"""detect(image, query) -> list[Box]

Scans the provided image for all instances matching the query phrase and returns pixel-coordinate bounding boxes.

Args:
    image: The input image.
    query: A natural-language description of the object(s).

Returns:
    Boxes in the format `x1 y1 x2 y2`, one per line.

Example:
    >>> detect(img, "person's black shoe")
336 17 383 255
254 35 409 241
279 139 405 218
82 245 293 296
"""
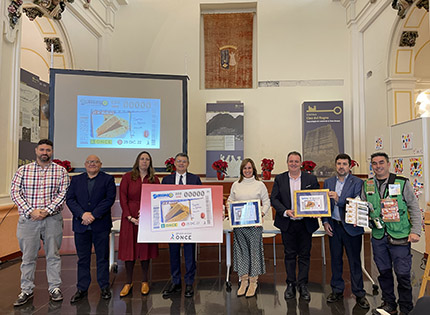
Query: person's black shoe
101 287 112 300
298 285 311 301
284 283 296 300
49 288 63 302
356 296 370 309
184 285 194 298
326 291 343 303
70 290 88 303
13 292 34 307
162 283 182 296
372 301 398 315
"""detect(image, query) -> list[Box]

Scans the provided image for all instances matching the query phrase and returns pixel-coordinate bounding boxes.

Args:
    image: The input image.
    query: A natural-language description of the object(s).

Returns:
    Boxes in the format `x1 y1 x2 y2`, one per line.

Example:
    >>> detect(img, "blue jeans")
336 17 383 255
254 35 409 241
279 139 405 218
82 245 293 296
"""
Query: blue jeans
17 214 63 293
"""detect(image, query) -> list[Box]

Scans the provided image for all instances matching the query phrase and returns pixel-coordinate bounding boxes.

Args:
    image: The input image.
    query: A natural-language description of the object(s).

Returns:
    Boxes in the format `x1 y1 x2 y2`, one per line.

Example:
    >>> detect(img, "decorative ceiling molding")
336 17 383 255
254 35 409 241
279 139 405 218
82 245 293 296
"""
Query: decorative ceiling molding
392 0 429 18
4 0 23 43
416 0 429 11
392 0 414 19
22 0 74 21
44 37 63 53
399 31 419 46
7 0 23 29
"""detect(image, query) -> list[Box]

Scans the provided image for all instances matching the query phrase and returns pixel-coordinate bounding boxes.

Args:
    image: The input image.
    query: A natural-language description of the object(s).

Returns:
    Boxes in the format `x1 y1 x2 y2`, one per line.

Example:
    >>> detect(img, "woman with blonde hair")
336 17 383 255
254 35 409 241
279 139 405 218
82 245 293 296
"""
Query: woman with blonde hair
227 158 270 297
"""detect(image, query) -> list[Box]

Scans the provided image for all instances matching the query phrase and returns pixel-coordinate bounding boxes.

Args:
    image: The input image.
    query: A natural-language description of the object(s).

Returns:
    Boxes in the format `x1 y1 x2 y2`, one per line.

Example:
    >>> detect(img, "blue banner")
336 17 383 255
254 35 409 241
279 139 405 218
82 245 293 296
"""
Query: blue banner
302 101 344 178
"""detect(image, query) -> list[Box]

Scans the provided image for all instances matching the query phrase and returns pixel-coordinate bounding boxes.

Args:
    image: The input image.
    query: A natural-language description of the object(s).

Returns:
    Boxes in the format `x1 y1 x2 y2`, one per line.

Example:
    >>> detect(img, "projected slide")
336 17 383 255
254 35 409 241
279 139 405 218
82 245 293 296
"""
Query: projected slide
77 95 160 149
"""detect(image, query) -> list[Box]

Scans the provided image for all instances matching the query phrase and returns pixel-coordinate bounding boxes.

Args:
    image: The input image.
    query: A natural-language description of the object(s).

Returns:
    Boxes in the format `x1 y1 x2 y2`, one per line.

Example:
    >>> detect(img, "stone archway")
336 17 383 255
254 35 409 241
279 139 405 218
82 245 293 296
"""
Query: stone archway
20 14 73 83
386 2 429 124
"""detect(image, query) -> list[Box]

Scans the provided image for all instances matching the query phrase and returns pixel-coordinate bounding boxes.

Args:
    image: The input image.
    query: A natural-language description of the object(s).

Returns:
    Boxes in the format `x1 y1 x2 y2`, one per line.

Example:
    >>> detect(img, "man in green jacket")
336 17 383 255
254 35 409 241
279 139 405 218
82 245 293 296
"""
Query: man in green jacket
363 152 421 315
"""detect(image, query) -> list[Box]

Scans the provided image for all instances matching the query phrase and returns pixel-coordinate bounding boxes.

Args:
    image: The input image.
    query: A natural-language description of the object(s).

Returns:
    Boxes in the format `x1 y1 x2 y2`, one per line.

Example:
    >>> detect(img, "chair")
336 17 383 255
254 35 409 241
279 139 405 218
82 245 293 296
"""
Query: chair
262 207 278 266
311 224 326 265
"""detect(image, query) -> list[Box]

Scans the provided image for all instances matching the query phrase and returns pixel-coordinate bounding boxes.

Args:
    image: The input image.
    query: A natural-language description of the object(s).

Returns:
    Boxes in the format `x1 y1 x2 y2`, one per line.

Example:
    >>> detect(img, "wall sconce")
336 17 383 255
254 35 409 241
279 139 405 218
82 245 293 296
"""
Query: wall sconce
416 89 430 117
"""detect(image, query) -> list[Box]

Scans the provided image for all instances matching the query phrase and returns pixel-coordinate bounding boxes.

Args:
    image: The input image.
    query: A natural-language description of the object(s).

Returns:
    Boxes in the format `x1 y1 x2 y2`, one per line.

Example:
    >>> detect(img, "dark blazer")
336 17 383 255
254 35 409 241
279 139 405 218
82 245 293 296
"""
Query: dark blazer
322 174 364 237
66 171 116 233
162 172 202 185
161 171 202 284
271 171 320 234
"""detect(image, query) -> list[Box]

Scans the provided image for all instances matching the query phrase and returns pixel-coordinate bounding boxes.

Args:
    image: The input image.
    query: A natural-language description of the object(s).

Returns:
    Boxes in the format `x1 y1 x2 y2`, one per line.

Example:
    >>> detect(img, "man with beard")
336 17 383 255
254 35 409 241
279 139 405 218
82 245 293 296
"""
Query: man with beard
322 154 369 309
10 139 70 306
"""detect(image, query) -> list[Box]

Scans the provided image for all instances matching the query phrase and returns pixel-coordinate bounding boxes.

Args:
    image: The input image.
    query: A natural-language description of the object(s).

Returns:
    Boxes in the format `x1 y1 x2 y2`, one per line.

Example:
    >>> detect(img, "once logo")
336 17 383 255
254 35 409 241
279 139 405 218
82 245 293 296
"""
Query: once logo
175 234 191 241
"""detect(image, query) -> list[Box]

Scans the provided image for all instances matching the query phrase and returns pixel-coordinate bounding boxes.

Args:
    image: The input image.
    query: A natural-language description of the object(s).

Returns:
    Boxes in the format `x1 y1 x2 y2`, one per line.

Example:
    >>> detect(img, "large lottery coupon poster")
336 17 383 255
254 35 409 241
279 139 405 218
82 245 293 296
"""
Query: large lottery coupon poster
138 184 224 243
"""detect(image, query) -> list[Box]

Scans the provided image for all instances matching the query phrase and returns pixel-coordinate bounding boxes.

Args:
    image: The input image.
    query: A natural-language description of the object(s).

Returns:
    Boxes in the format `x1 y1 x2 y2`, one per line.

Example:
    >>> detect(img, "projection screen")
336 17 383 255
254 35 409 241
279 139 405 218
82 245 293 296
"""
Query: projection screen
49 69 188 172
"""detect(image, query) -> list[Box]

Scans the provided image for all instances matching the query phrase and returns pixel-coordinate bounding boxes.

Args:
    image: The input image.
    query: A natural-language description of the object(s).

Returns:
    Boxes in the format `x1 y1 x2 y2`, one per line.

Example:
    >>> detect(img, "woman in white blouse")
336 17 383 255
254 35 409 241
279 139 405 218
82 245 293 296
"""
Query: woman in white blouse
227 158 270 298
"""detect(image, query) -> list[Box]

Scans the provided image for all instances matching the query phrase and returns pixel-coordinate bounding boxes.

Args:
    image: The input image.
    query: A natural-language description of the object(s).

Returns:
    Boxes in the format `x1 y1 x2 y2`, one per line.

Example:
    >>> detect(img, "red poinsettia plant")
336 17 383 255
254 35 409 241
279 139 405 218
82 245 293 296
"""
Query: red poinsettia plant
351 160 359 168
165 157 176 173
53 159 74 173
261 158 274 171
212 159 228 174
301 160 316 173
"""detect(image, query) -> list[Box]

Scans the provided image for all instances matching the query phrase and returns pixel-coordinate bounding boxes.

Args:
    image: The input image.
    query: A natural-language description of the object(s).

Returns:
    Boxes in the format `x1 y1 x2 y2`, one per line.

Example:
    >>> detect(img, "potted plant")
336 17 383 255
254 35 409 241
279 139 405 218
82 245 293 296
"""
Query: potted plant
261 158 274 180
212 159 228 180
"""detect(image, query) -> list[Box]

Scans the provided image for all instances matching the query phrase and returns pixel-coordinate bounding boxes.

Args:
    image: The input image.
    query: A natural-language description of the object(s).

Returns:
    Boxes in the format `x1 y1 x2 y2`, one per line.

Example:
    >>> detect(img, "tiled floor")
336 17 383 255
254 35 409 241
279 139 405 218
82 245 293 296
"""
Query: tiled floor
0 238 426 314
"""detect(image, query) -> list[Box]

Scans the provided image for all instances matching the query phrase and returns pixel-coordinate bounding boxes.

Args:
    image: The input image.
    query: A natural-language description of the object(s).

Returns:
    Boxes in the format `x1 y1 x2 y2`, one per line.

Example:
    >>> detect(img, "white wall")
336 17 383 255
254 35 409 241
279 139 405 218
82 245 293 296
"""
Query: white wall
363 5 398 156
108 0 350 174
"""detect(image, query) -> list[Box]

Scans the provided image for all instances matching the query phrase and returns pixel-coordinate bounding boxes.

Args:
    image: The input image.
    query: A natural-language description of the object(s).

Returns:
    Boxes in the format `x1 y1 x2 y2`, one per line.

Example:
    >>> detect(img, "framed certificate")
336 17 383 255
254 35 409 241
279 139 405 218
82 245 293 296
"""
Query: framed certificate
294 189 331 217
228 200 262 228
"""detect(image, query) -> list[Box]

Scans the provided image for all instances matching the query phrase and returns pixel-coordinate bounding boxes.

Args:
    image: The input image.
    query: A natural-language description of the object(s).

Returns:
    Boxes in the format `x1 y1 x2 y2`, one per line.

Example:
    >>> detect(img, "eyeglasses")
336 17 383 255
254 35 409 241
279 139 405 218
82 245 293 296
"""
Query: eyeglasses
85 160 100 165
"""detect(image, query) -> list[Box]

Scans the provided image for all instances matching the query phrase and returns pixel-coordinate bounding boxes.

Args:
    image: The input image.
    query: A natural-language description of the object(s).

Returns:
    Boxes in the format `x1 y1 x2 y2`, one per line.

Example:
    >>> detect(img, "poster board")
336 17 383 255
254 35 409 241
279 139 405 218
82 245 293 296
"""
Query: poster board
137 184 224 243
390 118 429 253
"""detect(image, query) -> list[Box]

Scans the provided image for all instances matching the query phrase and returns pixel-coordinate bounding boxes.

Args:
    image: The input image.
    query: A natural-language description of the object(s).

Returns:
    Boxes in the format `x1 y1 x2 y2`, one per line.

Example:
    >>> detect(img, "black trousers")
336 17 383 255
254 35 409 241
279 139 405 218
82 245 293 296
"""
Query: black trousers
74 229 110 291
169 243 196 285
328 221 365 297
281 220 312 286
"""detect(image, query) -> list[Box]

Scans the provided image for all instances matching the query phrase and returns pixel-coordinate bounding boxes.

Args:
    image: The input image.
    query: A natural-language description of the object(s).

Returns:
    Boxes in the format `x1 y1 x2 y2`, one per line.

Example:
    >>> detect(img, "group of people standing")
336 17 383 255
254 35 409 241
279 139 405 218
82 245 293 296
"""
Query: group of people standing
10 139 422 315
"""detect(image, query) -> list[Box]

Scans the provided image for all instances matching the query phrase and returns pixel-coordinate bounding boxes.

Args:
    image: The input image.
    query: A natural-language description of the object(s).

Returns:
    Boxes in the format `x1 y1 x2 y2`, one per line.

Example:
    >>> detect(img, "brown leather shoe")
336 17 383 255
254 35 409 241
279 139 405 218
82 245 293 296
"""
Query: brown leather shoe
120 284 133 297
141 282 150 295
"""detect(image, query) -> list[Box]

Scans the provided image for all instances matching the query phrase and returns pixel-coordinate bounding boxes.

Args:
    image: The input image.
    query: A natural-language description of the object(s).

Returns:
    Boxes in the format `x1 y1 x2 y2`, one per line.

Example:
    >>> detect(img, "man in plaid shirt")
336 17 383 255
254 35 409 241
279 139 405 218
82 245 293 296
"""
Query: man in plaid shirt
10 139 70 307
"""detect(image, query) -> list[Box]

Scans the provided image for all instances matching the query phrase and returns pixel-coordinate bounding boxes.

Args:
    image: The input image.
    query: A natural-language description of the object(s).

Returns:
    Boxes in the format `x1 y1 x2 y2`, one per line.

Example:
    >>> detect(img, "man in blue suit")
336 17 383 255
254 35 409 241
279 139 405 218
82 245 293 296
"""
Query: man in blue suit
161 153 202 298
322 153 369 309
66 155 116 303
271 151 320 302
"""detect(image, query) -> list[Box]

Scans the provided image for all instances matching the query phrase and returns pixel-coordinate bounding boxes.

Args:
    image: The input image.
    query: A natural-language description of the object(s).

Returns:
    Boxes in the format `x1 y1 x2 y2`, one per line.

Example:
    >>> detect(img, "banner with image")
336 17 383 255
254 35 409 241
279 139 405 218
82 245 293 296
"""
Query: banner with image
302 101 344 177
206 102 244 178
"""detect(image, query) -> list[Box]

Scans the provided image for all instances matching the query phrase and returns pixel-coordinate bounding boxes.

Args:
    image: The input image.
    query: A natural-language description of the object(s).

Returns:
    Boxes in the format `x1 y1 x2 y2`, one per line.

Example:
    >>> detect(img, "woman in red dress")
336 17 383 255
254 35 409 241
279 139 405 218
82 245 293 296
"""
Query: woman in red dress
118 151 159 296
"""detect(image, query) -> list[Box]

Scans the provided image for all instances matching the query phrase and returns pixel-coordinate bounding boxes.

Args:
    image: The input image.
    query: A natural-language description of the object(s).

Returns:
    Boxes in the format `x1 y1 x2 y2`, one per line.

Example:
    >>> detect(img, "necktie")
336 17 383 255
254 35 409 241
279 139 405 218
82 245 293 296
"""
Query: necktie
179 175 184 185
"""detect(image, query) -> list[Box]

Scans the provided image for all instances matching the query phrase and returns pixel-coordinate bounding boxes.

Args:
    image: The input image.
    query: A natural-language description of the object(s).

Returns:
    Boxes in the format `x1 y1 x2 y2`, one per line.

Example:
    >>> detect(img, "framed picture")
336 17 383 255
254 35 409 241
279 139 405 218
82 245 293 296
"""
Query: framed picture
294 189 331 217
228 200 262 228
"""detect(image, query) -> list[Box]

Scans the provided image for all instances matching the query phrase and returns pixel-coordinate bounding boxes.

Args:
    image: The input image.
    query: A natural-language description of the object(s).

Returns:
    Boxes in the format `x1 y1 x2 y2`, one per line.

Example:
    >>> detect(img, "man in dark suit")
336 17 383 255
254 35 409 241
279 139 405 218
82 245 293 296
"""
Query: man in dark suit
271 151 319 301
66 155 116 303
322 154 369 309
161 153 202 298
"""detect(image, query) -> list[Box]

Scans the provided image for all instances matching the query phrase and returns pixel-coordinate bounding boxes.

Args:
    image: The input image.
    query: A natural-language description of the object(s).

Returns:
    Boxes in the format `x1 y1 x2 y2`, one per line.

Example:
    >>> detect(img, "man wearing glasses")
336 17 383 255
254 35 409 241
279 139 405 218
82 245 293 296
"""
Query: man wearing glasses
66 155 116 302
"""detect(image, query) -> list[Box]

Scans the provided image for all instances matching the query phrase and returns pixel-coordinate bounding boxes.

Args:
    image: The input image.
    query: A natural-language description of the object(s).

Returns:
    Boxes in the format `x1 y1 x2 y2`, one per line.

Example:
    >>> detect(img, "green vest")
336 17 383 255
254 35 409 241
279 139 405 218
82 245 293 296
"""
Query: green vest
364 175 411 239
